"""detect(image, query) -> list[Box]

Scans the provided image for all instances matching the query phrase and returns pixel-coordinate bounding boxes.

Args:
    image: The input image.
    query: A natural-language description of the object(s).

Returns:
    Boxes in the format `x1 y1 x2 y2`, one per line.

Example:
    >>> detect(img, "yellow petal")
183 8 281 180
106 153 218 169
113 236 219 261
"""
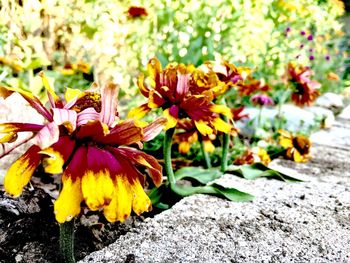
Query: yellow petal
163 108 178 130
40 148 65 174
0 132 17 143
65 88 82 102
128 104 151 120
210 104 233 119
194 120 213 136
54 177 83 223
293 150 303 163
203 140 215 153
103 176 132 223
212 117 232 133
279 137 293 148
179 141 190 154
131 179 152 216
4 146 41 197
81 171 115 211
39 71 59 103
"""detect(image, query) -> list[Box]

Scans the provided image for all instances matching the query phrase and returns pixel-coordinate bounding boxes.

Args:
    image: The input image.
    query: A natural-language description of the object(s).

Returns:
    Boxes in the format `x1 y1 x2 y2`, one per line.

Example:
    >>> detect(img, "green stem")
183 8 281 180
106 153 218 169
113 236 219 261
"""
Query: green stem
198 135 212 169
257 106 263 128
59 220 75 263
163 128 217 196
219 98 230 173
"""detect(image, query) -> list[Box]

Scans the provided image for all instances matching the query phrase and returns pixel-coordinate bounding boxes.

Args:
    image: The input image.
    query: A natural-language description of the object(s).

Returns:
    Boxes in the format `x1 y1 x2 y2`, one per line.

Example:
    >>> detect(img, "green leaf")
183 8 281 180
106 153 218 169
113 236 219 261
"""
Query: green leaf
210 183 254 202
226 163 303 182
174 166 223 184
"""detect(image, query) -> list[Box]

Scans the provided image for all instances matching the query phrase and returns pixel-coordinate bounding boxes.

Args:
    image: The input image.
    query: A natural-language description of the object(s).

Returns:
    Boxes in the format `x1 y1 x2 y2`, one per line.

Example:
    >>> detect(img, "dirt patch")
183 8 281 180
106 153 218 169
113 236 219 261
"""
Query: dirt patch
0 188 145 263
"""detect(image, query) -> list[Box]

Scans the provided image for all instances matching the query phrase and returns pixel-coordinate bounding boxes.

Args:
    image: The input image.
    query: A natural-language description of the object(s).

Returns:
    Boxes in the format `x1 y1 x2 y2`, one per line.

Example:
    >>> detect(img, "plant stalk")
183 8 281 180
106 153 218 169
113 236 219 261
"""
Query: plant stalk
163 128 217 196
198 135 212 169
59 220 75 263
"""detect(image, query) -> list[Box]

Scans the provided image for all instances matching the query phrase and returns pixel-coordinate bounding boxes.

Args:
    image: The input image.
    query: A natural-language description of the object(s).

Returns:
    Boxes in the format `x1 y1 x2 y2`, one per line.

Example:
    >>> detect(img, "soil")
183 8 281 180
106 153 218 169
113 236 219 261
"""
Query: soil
0 187 144 263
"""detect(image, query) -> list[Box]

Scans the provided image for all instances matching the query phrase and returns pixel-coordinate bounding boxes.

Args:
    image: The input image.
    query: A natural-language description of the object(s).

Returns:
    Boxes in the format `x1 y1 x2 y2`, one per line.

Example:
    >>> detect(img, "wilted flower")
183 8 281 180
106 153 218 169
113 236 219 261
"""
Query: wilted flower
128 58 234 136
287 62 320 106
251 94 274 106
233 147 271 165
1 76 164 223
278 130 311 163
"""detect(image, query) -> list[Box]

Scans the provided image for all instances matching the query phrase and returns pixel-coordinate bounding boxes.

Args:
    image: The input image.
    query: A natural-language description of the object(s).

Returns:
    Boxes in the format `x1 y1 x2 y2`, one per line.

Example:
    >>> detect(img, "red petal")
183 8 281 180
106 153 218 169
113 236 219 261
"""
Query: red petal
115 147 163 186
100 121 143 146
142 118 166 142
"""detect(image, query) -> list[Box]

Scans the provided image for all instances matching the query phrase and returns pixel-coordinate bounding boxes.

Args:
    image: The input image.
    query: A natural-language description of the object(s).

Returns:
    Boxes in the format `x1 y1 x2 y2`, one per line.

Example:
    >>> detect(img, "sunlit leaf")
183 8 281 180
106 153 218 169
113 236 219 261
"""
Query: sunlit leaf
174 166 222 184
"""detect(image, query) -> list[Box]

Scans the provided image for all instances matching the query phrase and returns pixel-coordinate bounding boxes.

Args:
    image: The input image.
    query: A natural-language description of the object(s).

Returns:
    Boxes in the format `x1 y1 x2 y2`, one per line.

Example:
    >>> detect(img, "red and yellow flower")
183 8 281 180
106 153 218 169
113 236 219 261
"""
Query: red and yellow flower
1 75 164 223
173 119 215 155
128 58 234 136
287 62 320 106
278 130 311 163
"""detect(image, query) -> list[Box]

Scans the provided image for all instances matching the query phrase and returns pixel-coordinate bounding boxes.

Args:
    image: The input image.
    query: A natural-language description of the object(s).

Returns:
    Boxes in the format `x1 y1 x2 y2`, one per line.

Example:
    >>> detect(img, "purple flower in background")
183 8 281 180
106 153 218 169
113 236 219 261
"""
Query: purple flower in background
300 44 304 49
251 94 274 107
286 27 291 33
300 31 306 36
307 35 313 41
325 55 330 61
309 48 313 53
309 55 315 61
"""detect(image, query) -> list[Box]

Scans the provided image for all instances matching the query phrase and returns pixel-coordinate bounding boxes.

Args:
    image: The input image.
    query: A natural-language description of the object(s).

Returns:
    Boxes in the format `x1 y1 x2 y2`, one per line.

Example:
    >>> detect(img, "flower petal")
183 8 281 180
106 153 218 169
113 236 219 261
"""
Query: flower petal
103 175 133 222
127 103 151 120
163 106 178 130
39 71 63 108
212 117 232 133
100 121 143 146
142 117 166 142
76 120 109 140
33 122 60 149
54 176 83 223
130 178 152 216
0 86 53 121
53 108 77 133
115 147 163 187
194 120 213 136
77 107 100 126
148 89 166 108
81 147 119 211
137 74 150 97
210 104 233 119
100 83 118 126
4 145 41 197
203 140 215 153
40 136 76 174
64 88 82 103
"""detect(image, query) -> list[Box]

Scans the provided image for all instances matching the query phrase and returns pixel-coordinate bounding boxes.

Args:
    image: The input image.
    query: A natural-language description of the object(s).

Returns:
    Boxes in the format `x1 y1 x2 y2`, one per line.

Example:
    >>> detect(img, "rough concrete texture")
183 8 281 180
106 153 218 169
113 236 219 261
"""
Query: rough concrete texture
80 114 350 263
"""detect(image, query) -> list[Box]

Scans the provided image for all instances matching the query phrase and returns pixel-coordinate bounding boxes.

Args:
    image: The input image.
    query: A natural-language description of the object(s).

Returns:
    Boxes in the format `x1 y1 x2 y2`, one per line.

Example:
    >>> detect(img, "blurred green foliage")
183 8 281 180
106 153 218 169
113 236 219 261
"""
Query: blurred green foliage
0 0 348 103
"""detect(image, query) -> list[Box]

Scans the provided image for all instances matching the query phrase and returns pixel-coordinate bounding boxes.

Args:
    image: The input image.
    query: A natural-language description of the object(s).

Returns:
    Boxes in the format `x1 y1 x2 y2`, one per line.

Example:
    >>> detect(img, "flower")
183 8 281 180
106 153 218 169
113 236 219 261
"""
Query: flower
307 35 313 41
250 94 274 106
327 72 340 81
1 76 164 223
127 6 148 18
237 78 270 96
278 130 311 163
287 62 320 106
128 58 234 136
231 106 249 121
233 147 271 165
173 119 215 154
